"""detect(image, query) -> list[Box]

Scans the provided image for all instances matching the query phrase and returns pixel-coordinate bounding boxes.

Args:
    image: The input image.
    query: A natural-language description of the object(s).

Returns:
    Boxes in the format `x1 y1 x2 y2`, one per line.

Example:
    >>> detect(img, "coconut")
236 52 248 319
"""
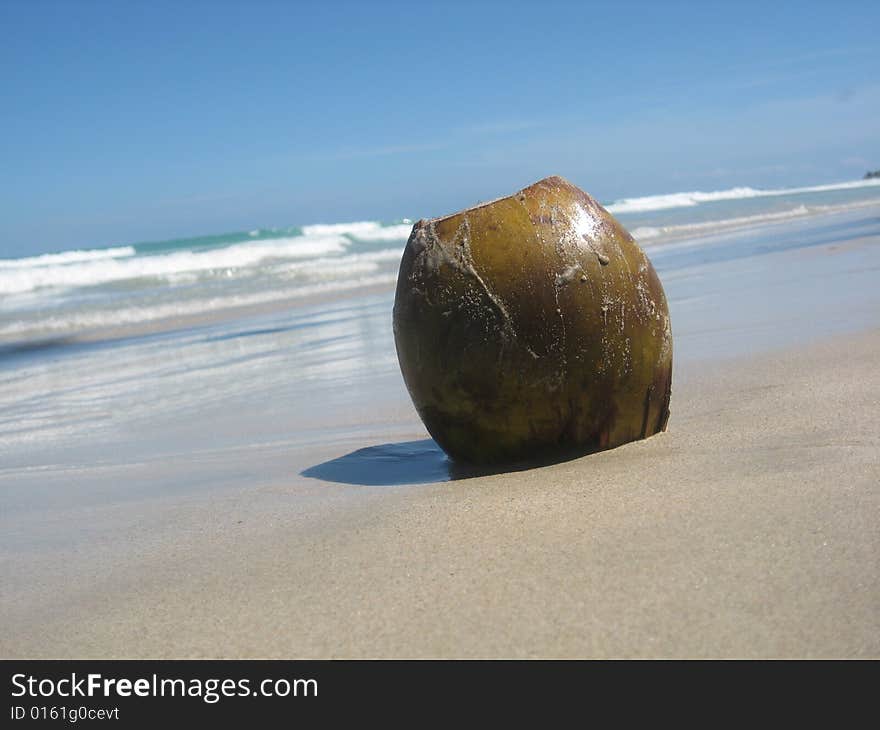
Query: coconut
393 176 672 464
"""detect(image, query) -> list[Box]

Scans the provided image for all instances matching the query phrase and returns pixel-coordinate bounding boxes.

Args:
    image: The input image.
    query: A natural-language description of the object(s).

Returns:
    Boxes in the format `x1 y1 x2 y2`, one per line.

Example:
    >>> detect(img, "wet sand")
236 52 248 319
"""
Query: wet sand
2 208 879 658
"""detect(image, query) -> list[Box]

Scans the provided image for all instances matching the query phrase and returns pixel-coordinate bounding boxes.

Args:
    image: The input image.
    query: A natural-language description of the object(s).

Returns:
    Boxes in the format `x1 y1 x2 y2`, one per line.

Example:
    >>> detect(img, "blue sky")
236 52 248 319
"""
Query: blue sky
1 0 878 256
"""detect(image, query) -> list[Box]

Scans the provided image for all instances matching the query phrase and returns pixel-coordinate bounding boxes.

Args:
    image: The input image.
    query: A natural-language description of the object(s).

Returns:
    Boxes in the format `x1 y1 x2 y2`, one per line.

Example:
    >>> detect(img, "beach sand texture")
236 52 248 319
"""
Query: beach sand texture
1 206 879 658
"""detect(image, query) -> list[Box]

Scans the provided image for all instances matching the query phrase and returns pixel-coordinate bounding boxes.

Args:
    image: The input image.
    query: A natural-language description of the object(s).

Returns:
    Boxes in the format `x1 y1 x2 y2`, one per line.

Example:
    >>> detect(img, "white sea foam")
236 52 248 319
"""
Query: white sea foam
631 198 880 244
0 245 136 269
632 205 811 241
301 221 412 241
0 273 399 338
0 235 351 294
246 249 405 283
277 248 403 279
300 221 384 237
345 223 413 241
606 178 880 215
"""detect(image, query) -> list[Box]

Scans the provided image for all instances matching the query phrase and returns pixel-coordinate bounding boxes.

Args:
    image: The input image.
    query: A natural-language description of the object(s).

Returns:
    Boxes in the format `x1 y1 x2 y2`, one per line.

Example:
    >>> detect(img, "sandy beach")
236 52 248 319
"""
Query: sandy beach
2 205 878 658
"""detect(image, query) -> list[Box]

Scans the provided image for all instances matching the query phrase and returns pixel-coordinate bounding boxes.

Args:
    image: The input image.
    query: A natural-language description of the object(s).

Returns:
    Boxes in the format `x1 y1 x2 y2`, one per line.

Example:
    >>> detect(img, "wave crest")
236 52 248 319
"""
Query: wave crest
607 178 880 215
0 246 136 270
0 236 350 295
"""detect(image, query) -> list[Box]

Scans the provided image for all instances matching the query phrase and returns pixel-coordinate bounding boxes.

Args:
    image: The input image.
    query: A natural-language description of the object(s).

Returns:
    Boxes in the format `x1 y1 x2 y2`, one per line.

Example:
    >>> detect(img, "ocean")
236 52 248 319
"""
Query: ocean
2 178 879 344
2 177 880 472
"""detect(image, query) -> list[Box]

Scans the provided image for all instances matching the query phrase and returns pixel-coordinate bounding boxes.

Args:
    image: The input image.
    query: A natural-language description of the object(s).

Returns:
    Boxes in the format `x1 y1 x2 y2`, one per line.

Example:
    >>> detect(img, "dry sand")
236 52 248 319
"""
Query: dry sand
3 327 878 658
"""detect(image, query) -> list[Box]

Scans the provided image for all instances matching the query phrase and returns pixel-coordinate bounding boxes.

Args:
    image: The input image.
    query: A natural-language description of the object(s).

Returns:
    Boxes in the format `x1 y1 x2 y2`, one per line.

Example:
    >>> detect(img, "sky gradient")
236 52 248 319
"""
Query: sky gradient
1 0 878 256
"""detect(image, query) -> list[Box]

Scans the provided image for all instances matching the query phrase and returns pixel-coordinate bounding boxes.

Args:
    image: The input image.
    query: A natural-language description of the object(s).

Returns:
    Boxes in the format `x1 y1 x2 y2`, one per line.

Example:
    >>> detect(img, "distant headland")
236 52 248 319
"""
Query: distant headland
865 170 880 179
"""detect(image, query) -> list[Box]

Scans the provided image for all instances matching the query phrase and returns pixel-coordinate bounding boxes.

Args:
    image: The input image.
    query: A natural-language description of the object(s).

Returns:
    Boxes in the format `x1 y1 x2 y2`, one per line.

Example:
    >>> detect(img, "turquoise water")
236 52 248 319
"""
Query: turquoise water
1 178 879 344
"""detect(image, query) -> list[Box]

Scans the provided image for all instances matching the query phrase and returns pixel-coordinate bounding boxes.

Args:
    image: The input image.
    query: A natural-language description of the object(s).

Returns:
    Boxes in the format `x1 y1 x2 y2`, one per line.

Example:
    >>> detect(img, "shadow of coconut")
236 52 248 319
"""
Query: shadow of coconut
301 440 453 486
301 438 595 487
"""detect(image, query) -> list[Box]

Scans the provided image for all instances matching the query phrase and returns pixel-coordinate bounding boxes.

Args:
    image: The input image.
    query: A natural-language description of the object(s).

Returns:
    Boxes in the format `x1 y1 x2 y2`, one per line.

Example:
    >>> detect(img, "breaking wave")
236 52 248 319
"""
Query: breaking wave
0 221 415 295
0 274 399 338
606 178 880 215
0 245 136 270
631 197 880 243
